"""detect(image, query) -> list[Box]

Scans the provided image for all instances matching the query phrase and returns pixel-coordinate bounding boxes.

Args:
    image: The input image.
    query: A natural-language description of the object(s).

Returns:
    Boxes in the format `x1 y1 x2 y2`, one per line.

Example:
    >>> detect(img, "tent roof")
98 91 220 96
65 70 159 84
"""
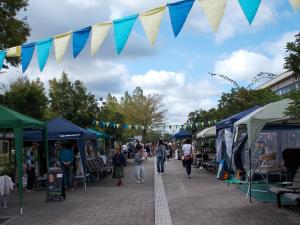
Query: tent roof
173 130 192 140
87 128 111 139
196 126 216 139
234 99 292 148
24 117 96 141
216 106 261 131
0 105 45 129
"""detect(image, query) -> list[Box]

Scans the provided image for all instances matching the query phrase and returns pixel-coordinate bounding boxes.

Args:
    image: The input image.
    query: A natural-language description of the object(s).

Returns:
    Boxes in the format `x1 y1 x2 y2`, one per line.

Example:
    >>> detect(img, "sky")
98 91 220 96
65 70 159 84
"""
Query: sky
1 0 300 124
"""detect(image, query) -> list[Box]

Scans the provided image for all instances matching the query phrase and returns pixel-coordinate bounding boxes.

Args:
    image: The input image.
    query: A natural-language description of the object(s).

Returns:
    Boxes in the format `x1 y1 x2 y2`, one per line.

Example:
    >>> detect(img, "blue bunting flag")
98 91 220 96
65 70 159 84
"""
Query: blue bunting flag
113 14 138 54
36 38 53 72
22 42 36 73
168 0 195 37
73 27 91 58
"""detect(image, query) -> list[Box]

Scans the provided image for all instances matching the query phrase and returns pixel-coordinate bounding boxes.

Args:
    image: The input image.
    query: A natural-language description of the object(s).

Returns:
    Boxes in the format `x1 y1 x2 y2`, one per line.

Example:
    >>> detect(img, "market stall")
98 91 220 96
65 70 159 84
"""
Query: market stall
0 105 48 214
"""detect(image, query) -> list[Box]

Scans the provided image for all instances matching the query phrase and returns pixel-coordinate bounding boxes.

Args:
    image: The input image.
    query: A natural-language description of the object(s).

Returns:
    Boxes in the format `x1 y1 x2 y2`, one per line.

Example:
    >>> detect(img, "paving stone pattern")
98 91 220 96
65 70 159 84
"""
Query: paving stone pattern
162 160 300 225
1 159 154 225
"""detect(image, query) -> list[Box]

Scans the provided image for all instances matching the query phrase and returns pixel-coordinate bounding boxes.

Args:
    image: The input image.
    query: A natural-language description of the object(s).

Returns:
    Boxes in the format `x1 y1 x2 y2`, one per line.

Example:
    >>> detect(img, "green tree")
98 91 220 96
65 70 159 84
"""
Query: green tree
48 72 100 127
284 33 300 79
2 77 48 119
0 0 30 67
283 33 300 118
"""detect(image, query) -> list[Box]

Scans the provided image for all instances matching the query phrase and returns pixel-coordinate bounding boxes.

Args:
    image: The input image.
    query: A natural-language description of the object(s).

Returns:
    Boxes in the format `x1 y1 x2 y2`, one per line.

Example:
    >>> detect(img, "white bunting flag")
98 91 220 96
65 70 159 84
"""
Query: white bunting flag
289 0 300 11
140 6 166 45
198 0 227 32
6 46 21 57
53 31 72 63
91 22 112 56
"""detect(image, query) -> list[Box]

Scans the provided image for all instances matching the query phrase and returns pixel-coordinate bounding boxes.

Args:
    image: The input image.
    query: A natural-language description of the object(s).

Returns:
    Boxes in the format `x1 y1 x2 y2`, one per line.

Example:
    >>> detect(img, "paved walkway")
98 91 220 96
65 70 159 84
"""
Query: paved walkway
1 158 299 225
162 159 300 225
1 159 154 225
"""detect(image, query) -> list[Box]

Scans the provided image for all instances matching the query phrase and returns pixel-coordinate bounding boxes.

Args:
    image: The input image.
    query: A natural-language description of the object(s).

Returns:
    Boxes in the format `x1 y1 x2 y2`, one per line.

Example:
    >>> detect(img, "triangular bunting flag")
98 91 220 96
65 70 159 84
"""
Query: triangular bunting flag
105 122 110 127
289 0 300 11
148 126 152 130
73 26 91 58
128 125 132 129
95 121 99 126
116 124 120 128
6 46 21 57
53 31 72 63
22 42 36 73
208 121 211 125
168 0 195 37
195 123 199 127
169 125 172 129
0 51 6 70
91 22 112 56
113 14 138 54
201 122 204 127
181 125 184 129
175 125 178 129
36 38 52 72
183 124 187 129
198 0 227 32
135 125 139 129
238 0 261 25
141 126 145 130
140 6 166 45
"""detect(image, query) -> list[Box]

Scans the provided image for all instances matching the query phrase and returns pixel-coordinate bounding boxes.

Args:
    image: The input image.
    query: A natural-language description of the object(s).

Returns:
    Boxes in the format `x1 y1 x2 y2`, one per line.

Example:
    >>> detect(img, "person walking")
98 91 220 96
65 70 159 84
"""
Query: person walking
134 145 145 183
182 139 194 179
112 145 126 186
156 140 166 175
59 142 74 190
26 143 38 192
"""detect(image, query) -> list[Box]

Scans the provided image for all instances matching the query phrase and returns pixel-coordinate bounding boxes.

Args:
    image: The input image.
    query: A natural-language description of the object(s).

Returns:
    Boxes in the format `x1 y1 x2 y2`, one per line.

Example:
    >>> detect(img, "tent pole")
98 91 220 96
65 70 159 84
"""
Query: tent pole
249 147 252 203
43 128 49 170
14 127 24 214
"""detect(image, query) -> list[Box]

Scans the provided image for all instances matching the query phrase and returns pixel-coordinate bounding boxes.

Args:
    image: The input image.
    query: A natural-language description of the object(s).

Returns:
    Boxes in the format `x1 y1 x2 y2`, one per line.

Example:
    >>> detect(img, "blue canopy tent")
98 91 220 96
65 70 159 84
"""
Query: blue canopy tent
173 130 192 140
24 117 97 180
215 106 261 170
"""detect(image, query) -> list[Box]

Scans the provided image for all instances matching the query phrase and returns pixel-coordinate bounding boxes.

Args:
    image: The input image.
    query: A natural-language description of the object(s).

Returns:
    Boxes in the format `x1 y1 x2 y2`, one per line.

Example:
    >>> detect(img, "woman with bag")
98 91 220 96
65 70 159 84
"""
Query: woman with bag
182 139 194 179
112 145 126 186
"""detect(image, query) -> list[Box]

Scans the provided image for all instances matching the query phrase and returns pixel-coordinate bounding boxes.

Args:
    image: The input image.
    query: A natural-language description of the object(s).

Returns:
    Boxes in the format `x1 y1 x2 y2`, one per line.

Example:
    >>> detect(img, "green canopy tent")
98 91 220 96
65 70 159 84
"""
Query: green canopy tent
0 105 48 214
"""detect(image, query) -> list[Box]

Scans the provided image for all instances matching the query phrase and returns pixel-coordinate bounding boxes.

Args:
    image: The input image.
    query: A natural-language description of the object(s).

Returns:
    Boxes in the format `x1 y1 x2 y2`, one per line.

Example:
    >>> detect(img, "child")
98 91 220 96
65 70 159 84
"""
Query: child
134 145 145 184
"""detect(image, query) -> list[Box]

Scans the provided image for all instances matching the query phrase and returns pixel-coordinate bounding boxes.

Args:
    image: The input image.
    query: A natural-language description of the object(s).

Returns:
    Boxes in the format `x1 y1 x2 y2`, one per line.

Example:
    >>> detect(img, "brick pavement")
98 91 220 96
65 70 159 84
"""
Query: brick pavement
161 159 300 225
1 159 154 225
1 158 299 225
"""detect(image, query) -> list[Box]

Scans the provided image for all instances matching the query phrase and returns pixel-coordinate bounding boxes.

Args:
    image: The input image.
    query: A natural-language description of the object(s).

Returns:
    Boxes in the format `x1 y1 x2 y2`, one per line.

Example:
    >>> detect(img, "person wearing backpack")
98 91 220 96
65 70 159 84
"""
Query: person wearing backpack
156 139 166 174
182 139 194 179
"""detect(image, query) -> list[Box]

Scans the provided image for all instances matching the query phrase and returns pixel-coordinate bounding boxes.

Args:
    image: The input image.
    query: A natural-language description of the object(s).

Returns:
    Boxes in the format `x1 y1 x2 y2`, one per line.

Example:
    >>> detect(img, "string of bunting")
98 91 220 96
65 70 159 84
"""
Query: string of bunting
94 120 218 130
0 0 299 72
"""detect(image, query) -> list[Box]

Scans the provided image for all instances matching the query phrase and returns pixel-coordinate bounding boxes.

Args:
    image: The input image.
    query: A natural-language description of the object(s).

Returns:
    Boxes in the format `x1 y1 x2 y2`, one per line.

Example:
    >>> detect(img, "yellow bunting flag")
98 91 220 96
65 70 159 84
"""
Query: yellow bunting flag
128 125 132 129
116 124 120 128
6 46 21 57
289 0 300 11
140 6 166 45
91 22 112 56
53 31 72 63
198 0 227 32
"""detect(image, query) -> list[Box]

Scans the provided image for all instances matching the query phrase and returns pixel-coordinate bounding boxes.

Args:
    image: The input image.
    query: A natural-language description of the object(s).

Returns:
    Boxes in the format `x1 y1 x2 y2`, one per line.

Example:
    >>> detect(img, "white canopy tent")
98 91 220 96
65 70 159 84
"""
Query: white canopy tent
196 126 216 139
234 99 292 149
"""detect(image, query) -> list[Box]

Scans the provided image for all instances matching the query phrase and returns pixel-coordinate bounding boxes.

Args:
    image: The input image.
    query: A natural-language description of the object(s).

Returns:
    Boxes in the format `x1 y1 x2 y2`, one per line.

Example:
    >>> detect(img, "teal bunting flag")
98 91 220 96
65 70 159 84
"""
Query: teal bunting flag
113 14 138 54
22 42 36 73
169 125 172 129
168 0 195 37
0 51 6 70
36 38 52 72
73 26 91 58
238 0 261 24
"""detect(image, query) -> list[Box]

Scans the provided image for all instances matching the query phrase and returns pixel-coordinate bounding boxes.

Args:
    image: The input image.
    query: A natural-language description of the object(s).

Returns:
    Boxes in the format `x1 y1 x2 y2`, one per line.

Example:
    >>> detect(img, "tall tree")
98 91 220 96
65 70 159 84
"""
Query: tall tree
0 0 30 67
284 32 300 80
48 72 100 127
2 77 48 119
283 33 300 118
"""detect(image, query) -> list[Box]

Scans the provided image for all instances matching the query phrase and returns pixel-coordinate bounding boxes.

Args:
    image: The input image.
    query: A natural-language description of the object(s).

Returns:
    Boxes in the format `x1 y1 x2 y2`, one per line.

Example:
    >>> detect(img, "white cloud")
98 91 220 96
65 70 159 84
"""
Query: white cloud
213 31 298 82
126 70 220 123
